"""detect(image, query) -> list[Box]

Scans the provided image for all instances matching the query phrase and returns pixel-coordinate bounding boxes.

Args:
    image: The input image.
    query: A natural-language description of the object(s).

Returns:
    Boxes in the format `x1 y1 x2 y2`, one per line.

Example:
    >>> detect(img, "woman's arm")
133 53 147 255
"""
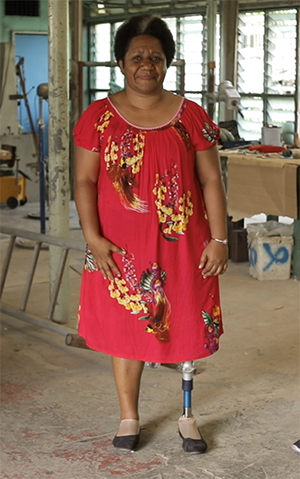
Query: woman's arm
195 145 228 278
74 145 125 280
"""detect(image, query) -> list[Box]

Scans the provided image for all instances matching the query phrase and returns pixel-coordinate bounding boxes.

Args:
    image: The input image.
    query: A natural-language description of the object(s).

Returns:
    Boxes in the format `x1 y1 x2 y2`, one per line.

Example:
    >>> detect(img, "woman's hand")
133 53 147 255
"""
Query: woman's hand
195 147 228 279
89 236 126 280
199 240 228 279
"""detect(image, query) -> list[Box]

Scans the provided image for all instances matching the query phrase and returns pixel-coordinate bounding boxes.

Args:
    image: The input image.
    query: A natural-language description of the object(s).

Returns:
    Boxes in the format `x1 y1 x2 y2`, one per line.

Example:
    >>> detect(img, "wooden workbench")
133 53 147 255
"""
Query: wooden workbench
219 150 300 279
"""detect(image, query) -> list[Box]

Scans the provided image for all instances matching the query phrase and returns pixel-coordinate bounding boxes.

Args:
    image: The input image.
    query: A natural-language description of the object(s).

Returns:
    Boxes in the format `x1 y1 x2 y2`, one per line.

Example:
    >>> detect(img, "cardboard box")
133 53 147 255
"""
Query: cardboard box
248 235 293 280
224 153 300 220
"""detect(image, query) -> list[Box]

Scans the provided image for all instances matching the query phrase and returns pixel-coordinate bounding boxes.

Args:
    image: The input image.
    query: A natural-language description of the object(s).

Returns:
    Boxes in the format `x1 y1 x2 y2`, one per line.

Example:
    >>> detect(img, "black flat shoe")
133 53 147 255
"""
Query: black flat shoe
179 430 207 454
112 432 140 451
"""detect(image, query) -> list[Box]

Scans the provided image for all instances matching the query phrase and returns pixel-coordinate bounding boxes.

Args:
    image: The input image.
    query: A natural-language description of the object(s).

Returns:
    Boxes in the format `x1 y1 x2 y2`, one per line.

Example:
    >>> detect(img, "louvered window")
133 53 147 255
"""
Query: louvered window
237 9 297 141
87 7 298 140
88 15 219 108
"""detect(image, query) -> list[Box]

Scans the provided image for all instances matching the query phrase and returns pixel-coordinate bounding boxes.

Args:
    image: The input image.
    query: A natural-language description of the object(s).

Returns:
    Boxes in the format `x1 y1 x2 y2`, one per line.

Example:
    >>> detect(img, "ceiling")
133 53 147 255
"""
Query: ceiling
82 0 206 22
82 0 300 23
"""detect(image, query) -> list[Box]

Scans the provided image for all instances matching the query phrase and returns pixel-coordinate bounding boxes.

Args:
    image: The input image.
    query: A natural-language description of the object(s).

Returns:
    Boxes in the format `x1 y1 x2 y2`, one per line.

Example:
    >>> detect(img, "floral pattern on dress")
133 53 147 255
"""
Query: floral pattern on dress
94 110 114 134
202 121 219 143
84 245 99 272
108 254 171 342
91 110 114 151
171 119 191 150
153 164 194 241
104 131 148 213
202 297 222 354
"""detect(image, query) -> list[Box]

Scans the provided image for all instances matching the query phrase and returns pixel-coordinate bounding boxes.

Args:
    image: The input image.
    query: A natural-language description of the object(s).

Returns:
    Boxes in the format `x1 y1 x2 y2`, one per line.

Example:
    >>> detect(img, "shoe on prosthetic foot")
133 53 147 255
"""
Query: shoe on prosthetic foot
178 415 207 454
179 361 207 454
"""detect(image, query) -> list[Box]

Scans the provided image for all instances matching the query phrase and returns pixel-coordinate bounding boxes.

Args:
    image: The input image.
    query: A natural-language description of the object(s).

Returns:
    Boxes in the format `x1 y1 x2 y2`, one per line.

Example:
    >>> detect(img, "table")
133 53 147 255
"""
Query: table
219 151 300 279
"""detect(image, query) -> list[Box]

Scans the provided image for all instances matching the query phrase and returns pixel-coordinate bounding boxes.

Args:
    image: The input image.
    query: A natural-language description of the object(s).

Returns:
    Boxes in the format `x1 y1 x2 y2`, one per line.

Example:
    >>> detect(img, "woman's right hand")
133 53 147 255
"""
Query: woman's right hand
88 236 126 280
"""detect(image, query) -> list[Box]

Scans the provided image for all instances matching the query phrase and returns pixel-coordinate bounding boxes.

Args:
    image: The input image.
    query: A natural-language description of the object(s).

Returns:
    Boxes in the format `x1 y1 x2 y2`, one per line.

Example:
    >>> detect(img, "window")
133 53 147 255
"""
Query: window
90 23 122 100
86 8 298 139
87 15 215 107
237 9 297 141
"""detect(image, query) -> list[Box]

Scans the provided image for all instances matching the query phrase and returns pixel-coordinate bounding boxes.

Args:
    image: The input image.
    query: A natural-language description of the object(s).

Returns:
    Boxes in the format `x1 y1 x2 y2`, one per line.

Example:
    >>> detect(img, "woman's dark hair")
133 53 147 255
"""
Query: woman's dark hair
114 15 175 68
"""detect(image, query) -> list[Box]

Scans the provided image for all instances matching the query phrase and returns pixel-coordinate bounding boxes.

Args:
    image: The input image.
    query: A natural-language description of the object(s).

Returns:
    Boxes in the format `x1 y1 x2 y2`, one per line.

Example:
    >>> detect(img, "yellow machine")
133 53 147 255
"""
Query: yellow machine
0 147 28 209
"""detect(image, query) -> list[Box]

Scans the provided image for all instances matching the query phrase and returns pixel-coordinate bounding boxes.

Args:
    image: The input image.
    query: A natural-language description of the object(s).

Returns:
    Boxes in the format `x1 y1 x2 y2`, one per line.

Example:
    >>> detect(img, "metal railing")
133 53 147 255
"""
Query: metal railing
0 225 85 336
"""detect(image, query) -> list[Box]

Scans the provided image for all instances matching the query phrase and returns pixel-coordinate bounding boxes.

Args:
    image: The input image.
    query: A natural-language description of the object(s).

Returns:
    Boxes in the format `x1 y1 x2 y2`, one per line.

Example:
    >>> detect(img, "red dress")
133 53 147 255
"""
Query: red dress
73 97 223 363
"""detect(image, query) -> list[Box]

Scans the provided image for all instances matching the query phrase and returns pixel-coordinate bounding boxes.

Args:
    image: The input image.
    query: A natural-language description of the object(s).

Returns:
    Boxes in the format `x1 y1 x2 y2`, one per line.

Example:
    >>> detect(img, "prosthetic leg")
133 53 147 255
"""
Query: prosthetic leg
181 361 194 418
178 361 207 454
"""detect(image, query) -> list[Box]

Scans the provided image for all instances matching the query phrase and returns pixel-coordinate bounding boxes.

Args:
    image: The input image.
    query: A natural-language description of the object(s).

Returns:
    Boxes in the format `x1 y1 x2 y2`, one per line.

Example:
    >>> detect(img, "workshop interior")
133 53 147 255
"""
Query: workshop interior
1 0 300 350
0 2 300 478
0 0 299 210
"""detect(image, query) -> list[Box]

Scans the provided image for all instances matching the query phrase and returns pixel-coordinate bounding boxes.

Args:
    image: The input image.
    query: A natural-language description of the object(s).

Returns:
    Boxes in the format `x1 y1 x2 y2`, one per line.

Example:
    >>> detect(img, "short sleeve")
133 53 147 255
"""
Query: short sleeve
182 100 220 151
73 99 109 152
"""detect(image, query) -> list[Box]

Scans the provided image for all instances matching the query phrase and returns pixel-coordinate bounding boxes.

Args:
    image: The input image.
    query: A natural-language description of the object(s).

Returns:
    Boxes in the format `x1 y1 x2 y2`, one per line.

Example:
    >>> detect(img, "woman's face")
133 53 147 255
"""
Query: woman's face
119 35 167 95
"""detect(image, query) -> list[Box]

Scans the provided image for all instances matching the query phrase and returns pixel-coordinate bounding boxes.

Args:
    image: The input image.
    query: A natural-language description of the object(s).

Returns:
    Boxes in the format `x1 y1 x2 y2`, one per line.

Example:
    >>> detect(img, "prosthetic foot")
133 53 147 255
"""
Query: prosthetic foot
178 361 207 454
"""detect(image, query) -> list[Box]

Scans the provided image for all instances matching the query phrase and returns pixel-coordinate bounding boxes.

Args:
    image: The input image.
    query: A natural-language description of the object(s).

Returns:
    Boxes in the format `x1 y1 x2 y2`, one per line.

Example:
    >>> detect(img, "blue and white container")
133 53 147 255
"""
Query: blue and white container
247 222 293 280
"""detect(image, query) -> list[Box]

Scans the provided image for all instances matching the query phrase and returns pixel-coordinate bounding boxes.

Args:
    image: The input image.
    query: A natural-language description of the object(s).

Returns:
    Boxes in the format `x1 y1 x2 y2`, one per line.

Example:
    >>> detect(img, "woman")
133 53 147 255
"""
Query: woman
74 14 228 453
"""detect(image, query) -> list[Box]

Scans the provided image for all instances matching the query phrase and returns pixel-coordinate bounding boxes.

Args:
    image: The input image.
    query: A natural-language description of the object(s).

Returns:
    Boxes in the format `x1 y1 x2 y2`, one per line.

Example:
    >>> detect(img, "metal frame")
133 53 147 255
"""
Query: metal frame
83 2 207 24
237 7 299 133
78 59 185 115
82 1 300 24
0 225 85 335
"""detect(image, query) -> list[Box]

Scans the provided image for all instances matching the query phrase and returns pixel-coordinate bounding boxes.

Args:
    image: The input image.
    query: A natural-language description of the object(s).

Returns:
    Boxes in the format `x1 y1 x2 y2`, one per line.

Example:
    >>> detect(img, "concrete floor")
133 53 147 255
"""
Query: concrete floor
0 203 300 479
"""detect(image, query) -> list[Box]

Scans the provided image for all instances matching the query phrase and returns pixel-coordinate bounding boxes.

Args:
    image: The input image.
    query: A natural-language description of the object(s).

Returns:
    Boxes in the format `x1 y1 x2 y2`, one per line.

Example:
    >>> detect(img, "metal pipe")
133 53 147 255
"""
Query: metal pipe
20 242 42 311
81 60 185 68
47 247 69 321
0 225 85 251
38 95 46 233
0 226 85 335
0 235 16 299
181 361 195 418
15 58 39 159
1 303 74 336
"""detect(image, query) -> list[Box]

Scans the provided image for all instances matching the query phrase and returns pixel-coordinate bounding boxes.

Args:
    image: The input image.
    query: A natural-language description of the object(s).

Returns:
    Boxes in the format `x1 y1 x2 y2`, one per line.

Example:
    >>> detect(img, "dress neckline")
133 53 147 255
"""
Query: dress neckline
107 96 185 131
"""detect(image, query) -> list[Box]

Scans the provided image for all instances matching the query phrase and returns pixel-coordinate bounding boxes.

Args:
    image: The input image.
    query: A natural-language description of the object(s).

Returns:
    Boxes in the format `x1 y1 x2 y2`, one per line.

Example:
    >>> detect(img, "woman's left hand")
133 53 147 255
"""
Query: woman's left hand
199 240 228 279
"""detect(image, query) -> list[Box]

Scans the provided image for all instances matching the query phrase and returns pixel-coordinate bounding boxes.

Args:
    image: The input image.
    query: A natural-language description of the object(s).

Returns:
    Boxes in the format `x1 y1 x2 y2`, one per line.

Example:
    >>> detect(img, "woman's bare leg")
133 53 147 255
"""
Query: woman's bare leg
112 357 144 435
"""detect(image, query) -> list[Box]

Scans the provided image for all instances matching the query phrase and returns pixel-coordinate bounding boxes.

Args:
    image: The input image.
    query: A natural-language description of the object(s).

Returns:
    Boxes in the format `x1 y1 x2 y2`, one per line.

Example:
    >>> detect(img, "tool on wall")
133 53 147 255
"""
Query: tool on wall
9 57 39 161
